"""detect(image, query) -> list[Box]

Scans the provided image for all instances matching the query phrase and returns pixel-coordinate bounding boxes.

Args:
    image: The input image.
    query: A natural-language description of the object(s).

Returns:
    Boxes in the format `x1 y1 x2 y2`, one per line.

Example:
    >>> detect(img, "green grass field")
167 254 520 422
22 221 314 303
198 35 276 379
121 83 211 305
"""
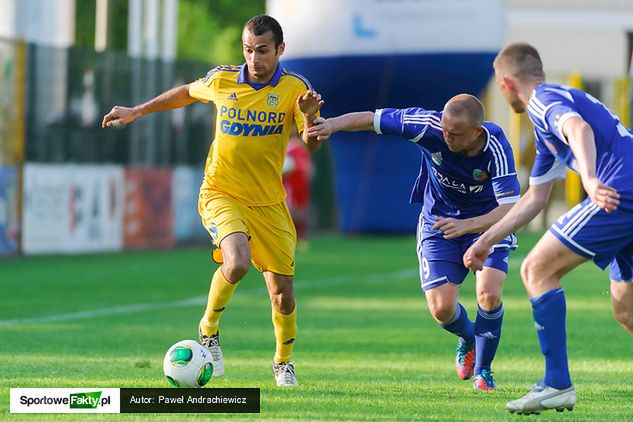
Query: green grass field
1 232 632 421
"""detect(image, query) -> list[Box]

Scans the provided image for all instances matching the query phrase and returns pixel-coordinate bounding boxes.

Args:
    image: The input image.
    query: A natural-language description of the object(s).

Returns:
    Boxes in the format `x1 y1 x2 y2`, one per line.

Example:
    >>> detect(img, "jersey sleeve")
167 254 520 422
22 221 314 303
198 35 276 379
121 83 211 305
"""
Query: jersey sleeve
530 88 581 144
487 130 520 205
188 67 220 103
373 107 441 141
529 133 567 185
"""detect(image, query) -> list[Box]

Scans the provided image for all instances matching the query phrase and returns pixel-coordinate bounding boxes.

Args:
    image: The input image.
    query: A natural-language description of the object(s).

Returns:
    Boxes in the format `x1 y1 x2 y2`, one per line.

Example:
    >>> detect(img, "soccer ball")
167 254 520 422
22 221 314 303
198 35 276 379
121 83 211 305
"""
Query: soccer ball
163 340 213 388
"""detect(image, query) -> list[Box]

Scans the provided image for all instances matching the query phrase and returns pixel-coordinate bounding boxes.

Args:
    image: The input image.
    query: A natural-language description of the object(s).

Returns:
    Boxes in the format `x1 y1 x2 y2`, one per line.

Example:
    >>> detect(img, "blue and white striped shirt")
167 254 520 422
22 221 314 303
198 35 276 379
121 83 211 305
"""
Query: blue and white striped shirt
527 83 633 201
375 107 520 225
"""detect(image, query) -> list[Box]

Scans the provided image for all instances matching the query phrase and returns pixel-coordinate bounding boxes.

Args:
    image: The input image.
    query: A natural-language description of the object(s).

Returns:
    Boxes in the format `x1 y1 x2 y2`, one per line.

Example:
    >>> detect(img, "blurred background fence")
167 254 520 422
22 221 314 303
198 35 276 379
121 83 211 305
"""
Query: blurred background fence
0 36 338 256
1 0 632 257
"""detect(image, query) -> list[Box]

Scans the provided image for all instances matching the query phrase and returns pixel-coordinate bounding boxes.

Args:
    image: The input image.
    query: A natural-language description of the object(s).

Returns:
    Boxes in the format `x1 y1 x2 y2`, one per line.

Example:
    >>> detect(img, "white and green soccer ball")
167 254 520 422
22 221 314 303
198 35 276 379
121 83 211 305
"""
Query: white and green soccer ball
163 340 213 388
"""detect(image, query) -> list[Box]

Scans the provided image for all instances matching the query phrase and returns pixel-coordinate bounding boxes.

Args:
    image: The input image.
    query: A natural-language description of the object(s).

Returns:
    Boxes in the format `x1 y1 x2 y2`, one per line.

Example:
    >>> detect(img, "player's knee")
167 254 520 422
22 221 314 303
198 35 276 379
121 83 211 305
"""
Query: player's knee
222 260 250 282
429 303 455 324
477 290 502 310
614 308 633 334
271 292 295 314
520 255 543 287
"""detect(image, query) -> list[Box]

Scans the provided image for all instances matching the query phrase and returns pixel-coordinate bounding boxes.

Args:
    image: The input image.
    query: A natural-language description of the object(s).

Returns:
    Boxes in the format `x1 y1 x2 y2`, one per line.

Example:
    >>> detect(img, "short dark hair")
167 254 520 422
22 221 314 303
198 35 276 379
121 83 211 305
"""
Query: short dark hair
243 15 284 48
494 43 545 82
444 94 485 128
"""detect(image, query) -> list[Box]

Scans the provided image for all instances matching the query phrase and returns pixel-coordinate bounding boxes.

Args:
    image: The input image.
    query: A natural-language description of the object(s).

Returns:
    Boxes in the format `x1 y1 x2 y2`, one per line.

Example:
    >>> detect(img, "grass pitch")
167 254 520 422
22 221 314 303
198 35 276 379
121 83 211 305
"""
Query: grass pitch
1 232 632 421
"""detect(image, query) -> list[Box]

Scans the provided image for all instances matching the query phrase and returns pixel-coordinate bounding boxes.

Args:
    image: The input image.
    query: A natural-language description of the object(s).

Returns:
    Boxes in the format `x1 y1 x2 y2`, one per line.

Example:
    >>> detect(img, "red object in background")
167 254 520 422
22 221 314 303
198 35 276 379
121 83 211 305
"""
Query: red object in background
124 168 174 249
283 138 312 240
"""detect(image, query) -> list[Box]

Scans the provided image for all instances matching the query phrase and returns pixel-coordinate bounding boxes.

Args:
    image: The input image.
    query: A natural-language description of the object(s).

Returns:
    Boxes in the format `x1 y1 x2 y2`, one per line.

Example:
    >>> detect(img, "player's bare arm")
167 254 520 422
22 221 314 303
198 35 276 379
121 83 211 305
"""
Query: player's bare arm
562 116 620 212
307 111 375 141
298 90 325 152
463 182 554 271
432 203 514 240
102 84 196 128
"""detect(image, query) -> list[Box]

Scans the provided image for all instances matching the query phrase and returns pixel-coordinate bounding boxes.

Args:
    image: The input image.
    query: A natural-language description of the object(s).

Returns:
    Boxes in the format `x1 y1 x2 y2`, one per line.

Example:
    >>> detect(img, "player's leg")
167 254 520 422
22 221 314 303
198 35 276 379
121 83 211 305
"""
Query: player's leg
418 214 475 379
263 272 296 363
506 231 585 414
522 231 585 384
611 281 633 334
264 272 299 386
248 201 299 386
609 246 633 334
424 282 471 337
419 222 475 379
472 266 505 391
199 232 251 337
198 233 251 378
198 192 252 377
509 201 633 413
424 282 476 380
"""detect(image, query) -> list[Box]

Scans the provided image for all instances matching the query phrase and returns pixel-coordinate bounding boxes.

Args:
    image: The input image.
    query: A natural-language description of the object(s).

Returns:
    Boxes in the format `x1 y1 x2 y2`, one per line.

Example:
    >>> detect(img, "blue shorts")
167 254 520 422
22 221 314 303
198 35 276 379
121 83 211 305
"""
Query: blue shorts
549 197 633 281
416 216 518 291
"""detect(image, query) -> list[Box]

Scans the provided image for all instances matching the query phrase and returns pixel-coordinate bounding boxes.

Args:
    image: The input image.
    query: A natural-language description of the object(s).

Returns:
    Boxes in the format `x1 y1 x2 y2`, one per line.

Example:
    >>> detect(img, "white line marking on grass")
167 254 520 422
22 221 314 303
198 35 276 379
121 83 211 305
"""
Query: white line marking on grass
0 268 419 327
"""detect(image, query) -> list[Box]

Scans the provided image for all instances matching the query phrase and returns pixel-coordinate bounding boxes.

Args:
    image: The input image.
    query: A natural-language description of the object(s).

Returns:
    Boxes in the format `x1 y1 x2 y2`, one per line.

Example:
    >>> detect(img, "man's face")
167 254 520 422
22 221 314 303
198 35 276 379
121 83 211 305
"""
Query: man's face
242 29 284 82
494 65 526 113
440 114 483 154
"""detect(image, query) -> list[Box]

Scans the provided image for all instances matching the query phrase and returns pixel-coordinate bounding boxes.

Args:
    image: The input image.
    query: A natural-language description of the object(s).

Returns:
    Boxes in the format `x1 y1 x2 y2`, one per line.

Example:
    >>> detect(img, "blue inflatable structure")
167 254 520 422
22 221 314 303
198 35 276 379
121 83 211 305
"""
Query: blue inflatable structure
269 0 505 233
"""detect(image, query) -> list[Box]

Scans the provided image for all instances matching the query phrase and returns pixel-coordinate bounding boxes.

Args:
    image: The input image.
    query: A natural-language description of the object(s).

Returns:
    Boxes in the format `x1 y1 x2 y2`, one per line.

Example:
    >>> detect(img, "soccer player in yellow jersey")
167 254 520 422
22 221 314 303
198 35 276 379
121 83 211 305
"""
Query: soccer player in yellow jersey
102 15 324 387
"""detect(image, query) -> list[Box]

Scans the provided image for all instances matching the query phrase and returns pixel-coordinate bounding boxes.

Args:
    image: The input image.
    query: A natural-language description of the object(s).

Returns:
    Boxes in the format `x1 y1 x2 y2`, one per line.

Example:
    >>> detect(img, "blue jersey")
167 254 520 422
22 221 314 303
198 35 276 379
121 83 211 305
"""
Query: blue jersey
374 107 520 226
528 83 633 276
527 83 633 207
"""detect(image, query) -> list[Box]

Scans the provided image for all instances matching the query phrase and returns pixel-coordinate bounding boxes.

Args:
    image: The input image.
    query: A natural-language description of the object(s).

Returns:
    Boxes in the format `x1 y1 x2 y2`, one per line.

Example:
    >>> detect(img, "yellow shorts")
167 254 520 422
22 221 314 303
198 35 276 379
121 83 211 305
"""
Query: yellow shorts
199 190 297 276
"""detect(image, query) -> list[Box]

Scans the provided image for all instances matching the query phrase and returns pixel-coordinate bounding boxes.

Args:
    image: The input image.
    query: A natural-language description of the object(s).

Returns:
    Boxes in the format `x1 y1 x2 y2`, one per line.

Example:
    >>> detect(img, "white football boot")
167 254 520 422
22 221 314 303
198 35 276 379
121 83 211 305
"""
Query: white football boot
199 329 225 377
272 362 299 387
507 382 576 415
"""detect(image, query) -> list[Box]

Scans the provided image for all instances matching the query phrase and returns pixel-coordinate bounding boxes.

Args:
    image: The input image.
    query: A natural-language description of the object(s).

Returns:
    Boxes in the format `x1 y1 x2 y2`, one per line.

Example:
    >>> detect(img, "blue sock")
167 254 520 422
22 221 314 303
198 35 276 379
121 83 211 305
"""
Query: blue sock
530 288 572 389
474 303 503 375
440 302 475 345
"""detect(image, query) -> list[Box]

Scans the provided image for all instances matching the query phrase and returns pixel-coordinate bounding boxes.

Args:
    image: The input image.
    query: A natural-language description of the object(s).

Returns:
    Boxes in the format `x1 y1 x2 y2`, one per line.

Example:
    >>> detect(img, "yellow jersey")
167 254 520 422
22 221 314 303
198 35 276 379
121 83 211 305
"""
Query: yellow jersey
189 64 314 206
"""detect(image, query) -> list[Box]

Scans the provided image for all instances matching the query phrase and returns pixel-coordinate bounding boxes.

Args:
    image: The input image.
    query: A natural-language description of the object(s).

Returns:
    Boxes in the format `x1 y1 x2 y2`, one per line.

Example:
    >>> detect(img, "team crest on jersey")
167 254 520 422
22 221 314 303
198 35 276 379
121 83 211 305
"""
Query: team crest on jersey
267 93 279 108
431 151 442 166
473 169 489 181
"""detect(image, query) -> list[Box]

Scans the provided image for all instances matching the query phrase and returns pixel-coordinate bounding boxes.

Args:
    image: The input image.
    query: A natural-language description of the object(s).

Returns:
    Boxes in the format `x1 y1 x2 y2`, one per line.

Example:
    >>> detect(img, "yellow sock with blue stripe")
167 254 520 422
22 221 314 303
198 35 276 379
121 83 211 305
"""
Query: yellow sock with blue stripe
272 306 297 364
199 267 238 337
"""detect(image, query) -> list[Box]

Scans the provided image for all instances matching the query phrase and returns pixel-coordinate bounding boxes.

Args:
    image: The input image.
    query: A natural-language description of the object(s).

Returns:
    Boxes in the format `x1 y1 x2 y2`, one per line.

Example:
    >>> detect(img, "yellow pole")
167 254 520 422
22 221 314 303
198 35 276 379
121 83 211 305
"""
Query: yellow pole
16 40 26 253
16 40 26 165
565 71 583 207
508 110 522 170
613 77 631 128
481 81 521 167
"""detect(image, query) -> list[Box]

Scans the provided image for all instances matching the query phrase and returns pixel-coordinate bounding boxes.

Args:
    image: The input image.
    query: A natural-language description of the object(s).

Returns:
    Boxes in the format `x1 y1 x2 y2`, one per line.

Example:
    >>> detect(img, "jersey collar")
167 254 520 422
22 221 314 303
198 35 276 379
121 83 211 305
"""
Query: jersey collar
237 63 282 90
481 125 492 152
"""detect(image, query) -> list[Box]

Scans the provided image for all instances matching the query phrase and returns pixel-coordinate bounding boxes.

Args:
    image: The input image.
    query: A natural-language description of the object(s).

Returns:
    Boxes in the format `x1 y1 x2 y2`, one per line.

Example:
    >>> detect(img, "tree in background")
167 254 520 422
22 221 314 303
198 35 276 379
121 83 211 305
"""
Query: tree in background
75 0 265 64
75 0 130 51
179 0 265 64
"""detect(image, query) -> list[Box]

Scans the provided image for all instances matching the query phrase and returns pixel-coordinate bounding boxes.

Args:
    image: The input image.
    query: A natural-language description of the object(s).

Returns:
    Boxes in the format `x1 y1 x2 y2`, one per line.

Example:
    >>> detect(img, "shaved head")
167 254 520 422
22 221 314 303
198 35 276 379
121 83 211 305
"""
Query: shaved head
494 43 545 82
443 94 485 128
440 94 486 156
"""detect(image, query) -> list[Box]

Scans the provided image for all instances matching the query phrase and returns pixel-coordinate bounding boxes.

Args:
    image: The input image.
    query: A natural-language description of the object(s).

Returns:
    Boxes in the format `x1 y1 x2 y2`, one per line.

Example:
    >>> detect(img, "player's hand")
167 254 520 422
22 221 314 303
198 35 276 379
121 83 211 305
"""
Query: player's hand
432 216 471 239
297 90 324 116
306 116 333 142
583 176 620 212
101 106 138 128
463 240 490 272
